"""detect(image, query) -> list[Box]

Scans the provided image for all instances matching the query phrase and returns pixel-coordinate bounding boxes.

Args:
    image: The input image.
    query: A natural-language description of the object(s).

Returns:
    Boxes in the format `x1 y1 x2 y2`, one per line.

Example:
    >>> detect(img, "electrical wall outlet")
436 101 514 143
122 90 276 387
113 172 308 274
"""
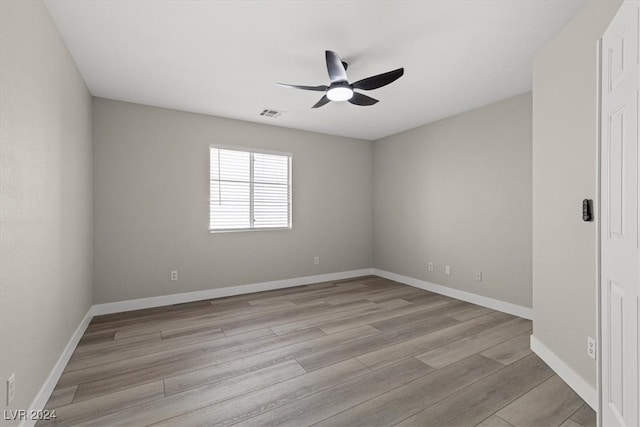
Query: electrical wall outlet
475 271 482 281
428 262 434 272
6 373 15 405
587 337 596 360
314 257 319 265
170 270 178 281
445 265 451 276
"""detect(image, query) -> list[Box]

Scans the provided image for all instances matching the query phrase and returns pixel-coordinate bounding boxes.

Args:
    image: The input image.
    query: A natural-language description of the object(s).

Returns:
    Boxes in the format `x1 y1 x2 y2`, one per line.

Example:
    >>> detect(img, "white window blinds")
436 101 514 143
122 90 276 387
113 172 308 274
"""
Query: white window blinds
210 147 291 231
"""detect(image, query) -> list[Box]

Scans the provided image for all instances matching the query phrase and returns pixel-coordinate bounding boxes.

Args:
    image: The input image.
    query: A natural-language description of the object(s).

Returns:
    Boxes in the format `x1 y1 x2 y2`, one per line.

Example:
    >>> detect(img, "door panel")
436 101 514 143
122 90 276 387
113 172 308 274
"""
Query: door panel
601 1 640 426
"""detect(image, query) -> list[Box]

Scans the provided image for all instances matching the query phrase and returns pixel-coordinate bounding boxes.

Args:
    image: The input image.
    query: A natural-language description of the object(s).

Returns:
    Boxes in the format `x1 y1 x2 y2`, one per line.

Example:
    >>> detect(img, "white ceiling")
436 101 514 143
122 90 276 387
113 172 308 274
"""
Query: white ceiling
44 0 583 141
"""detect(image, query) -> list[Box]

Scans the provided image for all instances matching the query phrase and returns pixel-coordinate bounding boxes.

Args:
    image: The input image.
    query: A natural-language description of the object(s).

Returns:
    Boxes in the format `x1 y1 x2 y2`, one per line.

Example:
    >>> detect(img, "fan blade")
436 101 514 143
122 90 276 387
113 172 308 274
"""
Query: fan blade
352 68 404 90
277 83 328 92
348 92 379 106
325 50 348 83
312 95 331 108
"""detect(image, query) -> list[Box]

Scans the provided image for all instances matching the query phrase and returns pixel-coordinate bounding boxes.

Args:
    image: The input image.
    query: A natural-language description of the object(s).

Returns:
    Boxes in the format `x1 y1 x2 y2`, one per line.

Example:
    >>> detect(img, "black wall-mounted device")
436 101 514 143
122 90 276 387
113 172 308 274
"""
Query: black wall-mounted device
582 199 593 222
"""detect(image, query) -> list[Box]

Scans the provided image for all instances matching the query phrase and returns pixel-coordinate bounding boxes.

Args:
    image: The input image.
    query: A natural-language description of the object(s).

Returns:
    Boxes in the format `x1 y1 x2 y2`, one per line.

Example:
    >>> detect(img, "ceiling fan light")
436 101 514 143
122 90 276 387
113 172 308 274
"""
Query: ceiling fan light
326 86 353 102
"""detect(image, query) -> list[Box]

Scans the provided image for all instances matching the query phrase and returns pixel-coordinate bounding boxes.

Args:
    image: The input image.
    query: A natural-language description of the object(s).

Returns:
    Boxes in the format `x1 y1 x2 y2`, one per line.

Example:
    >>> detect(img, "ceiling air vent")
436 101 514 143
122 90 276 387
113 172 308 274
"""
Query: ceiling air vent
259 109 283 118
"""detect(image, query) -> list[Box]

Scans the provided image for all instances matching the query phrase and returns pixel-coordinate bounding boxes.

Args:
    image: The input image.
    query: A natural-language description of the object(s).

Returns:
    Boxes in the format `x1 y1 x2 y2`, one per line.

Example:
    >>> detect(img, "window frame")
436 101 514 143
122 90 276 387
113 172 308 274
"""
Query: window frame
209 144 292 233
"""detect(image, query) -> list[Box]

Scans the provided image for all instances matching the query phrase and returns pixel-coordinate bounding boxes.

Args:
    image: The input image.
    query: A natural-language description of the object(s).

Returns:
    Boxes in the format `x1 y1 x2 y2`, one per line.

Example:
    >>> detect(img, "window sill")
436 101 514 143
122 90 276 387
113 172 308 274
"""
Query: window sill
209 226 292 234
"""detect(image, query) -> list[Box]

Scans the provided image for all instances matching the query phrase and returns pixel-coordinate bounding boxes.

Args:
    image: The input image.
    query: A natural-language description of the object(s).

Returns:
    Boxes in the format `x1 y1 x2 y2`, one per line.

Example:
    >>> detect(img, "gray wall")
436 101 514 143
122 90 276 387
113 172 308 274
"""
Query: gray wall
0 0 93 421
532 0 621 389
92 98 373 303
373 93 533 308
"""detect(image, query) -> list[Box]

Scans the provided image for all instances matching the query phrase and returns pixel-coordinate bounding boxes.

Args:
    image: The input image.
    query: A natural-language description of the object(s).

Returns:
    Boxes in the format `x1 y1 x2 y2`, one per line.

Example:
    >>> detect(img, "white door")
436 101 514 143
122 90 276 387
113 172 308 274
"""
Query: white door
600 1 640 426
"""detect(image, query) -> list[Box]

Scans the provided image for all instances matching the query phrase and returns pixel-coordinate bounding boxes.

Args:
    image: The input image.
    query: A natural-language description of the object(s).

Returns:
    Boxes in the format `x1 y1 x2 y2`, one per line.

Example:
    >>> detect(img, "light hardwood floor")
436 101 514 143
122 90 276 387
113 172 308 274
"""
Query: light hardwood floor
39 276 595 427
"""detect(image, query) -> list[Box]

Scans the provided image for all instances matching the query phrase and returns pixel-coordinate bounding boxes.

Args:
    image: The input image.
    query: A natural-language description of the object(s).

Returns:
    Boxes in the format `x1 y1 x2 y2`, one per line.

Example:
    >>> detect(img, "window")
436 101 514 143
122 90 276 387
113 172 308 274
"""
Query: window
209 146 291 232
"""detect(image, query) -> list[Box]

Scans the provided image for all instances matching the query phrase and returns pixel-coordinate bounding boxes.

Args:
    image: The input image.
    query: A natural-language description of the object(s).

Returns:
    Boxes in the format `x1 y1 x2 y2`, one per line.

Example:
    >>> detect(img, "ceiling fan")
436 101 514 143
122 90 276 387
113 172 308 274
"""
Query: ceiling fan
277 50 404 108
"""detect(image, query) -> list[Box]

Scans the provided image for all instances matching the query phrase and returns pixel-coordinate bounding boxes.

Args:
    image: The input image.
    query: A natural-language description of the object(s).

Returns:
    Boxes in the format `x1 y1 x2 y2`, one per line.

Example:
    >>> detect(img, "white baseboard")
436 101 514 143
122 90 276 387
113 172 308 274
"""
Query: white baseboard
91 268 375 316
21 309 93 427
530 335 597 410
372 269 533 320
23 266 532 426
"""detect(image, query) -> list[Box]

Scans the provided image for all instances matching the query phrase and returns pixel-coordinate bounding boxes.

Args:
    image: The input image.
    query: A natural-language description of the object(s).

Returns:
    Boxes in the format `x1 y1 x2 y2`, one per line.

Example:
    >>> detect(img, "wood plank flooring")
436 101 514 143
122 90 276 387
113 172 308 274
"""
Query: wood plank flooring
39 276 596 427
